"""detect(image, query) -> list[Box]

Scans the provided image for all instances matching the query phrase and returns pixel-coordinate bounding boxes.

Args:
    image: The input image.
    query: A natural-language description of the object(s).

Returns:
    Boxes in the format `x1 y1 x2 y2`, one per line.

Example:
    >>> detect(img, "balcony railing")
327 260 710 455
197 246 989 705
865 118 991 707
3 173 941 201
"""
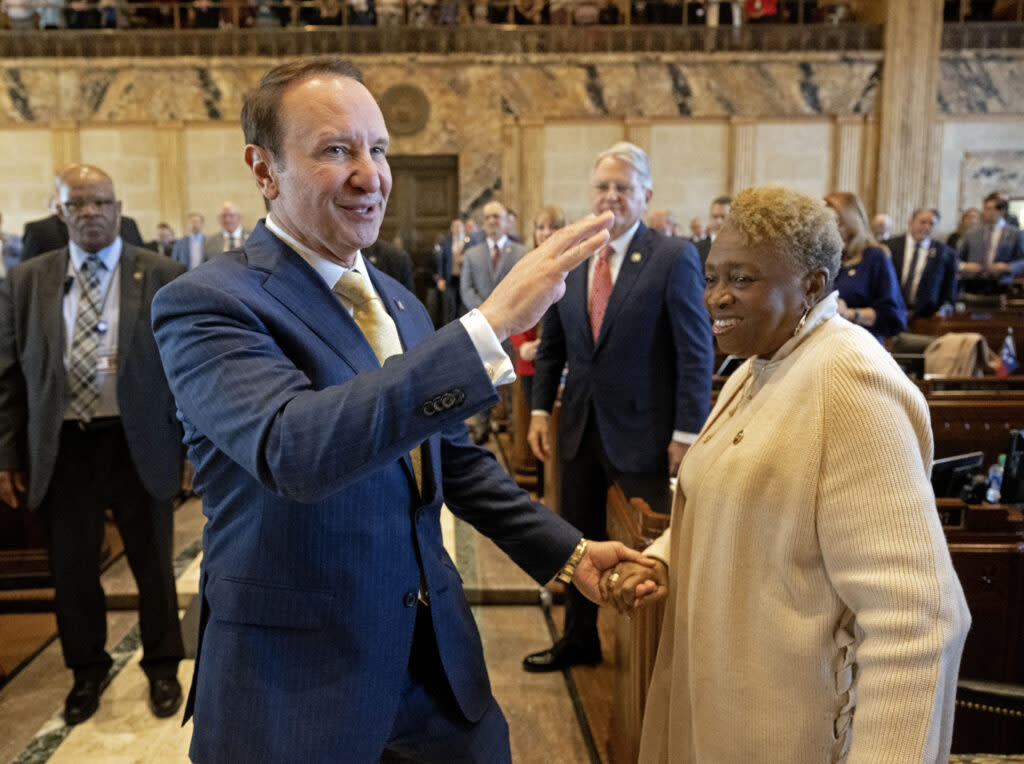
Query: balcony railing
0 22 883 57
942 21 1024 49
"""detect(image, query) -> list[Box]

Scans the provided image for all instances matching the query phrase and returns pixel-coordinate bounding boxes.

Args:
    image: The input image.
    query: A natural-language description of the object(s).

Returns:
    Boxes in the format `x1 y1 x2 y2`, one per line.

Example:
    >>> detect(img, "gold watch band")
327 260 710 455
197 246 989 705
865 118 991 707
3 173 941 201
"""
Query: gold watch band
555 538 588 584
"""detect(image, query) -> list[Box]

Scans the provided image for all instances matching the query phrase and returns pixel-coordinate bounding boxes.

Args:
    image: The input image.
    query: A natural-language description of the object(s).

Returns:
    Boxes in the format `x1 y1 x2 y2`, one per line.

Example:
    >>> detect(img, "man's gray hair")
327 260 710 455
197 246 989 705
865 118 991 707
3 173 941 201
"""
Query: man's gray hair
595 142 652 191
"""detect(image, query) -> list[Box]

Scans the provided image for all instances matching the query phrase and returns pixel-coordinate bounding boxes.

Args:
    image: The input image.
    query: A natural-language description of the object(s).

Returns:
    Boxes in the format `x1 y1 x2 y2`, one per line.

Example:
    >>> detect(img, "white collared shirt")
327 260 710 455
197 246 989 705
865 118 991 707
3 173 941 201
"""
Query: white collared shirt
265 215 513 384
63 237 123 419
903 235 930 300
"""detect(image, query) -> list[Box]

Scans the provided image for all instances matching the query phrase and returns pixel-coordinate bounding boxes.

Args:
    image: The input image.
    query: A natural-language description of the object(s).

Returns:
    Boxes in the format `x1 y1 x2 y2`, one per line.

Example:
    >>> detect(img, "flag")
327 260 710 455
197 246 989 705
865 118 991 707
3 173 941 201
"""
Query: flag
999 329 1019 377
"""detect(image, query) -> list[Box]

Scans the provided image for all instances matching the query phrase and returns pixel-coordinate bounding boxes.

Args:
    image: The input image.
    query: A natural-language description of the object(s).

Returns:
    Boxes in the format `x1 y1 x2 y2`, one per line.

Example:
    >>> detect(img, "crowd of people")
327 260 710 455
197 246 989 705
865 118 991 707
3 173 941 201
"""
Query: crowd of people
0 0 873 31
0 51 1014 762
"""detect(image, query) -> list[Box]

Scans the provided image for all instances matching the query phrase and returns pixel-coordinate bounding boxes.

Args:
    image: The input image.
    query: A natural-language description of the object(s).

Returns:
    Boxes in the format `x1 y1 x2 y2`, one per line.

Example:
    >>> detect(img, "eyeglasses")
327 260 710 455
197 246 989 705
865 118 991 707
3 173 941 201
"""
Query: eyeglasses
62 198 117 212
592 182 635 195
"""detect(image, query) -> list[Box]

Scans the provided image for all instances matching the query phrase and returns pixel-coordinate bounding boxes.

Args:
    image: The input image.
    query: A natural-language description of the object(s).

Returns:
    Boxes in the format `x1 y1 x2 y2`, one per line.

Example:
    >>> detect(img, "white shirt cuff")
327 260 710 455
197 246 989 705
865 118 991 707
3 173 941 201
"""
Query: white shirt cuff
673 430 697 445
460 309 516 386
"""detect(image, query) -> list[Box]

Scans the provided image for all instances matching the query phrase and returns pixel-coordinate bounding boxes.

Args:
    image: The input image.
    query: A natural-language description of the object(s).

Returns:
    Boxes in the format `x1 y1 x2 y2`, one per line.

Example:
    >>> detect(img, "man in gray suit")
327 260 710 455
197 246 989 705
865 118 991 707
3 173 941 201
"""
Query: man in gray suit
460 201 526 312
459 201 526 442
0 164 186 726
202 200 249 259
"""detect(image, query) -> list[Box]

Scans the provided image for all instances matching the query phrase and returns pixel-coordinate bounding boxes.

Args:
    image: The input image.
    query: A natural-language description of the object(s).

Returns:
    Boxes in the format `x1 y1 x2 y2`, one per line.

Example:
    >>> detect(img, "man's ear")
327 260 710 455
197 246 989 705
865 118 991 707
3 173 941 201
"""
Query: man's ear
245 145 279 201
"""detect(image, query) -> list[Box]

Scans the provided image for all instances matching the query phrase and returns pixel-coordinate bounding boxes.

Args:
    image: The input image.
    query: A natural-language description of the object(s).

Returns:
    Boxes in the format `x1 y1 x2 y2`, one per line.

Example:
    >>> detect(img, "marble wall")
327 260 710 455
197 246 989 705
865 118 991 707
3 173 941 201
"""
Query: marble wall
1 50 1022 238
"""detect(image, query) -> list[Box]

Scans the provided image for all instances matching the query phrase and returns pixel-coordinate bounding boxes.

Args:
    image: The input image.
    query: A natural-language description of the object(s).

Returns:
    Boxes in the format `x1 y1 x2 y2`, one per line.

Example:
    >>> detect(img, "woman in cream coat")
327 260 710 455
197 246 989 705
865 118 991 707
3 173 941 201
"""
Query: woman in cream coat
605 186 970 763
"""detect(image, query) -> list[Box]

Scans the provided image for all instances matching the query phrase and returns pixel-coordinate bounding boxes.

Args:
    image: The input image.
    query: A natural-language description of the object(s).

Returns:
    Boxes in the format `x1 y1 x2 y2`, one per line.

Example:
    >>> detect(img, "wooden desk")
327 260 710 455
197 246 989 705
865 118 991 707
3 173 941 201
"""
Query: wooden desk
910 310 1024 359
945 501 1024 753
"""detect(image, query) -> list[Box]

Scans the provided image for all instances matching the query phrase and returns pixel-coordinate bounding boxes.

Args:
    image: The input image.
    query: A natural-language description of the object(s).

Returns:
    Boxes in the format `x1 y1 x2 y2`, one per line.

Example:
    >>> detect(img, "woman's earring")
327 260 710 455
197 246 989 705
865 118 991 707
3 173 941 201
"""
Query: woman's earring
793 306 810 336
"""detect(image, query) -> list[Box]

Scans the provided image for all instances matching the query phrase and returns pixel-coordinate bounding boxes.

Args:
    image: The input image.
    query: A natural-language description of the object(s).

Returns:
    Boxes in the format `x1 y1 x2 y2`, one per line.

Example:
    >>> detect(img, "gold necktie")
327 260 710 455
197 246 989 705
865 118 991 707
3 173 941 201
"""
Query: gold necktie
333 269 422 489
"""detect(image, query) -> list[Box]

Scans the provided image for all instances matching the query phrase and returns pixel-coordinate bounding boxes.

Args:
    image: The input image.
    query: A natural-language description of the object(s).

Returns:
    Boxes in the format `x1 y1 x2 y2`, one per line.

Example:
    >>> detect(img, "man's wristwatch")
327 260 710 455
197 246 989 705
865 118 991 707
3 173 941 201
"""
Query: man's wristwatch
556 539 588 584
851 309 860 324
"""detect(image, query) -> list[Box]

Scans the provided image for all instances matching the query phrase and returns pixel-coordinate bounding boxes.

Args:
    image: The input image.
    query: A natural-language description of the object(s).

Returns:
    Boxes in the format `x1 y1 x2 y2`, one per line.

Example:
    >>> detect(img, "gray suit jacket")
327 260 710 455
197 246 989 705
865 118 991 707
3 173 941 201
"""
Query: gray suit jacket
203 229 250 261
0 244 186 508
459 239 526 311
959 223 1024 274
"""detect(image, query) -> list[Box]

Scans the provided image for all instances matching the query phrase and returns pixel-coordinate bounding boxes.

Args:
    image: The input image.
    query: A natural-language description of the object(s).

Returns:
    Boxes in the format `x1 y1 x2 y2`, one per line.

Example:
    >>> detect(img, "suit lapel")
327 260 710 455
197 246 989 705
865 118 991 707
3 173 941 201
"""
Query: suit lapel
595 226 652 350
257 234 377 373
43 249 71 382
565 262 594 354
118 247 144 365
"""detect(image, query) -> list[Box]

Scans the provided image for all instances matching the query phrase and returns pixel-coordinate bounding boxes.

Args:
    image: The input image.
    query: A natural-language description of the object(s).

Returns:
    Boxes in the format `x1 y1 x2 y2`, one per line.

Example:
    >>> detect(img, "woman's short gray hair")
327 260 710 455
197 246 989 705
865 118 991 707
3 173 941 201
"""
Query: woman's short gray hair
594 142 652 191
725 186 842 282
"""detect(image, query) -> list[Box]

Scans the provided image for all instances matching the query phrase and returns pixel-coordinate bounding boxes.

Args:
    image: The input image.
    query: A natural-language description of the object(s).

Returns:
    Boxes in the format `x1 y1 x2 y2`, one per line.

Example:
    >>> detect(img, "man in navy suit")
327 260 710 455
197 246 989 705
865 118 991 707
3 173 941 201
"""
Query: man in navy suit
0 164 185 725
150 57 644 763
959 191 1024 278
171 212 207 270
522 142 714 672
887 207 958 318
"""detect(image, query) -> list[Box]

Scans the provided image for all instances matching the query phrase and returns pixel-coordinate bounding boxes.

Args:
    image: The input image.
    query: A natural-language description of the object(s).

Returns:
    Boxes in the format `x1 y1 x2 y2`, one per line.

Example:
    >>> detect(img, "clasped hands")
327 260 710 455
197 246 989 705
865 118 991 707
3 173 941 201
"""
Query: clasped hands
572 540 668 615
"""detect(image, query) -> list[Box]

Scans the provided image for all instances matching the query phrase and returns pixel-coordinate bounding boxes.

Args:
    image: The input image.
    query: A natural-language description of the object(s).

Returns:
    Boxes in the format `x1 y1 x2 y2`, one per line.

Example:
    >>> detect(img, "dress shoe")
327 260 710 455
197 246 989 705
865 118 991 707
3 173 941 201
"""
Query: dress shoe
522 639 602 673
149 677 183 719
64 679 101 725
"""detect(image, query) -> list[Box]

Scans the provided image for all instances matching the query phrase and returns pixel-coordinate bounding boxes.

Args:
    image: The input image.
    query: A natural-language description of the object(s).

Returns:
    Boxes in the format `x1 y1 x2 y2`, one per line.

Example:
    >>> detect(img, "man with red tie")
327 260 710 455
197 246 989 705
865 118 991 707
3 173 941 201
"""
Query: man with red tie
522 142 714 672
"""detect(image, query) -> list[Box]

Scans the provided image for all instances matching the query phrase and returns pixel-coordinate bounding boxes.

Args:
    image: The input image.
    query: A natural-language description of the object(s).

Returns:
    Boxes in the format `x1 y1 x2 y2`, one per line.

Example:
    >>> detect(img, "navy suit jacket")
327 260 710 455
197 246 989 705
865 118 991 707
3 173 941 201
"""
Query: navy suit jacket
151 222 580 763
533 224 713 474
959 223 1024 274
0 244 184 508
887 235 958 318
171 234 206 269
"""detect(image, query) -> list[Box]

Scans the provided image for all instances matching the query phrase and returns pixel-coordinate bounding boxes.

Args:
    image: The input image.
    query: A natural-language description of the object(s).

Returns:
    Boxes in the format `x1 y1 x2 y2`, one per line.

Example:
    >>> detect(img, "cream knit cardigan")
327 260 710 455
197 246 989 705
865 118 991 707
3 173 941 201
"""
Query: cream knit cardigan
639 293 971 763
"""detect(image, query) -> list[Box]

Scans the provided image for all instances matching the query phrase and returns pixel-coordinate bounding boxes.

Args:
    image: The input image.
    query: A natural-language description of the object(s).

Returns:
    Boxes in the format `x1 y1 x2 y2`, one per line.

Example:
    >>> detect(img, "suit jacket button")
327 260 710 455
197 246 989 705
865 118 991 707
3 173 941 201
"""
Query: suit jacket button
403 591 417 608
441 392 454 408
453 389 465 405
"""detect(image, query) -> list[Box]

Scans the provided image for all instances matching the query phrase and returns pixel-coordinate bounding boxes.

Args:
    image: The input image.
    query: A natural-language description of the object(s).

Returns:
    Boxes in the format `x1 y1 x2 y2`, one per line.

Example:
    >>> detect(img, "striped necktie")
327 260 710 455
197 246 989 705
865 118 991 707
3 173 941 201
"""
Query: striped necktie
68 255 104 422
589 245 613 341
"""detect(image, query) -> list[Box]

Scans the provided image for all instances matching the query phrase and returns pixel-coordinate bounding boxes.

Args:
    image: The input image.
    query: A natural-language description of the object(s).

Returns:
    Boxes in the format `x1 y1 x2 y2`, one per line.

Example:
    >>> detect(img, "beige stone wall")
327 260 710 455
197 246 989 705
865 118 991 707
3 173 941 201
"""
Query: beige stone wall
0 129 58 229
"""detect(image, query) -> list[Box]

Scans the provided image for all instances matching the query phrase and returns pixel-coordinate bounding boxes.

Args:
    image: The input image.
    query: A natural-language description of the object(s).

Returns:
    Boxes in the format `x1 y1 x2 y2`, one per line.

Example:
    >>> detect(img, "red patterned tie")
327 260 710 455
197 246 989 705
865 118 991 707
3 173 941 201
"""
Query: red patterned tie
590 245 613 341
491 242 501 272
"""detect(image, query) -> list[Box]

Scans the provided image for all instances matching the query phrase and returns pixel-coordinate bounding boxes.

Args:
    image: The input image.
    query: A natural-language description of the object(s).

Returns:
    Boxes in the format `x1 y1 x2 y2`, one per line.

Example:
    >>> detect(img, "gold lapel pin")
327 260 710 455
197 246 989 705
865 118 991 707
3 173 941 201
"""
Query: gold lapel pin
133 271 143 281
631 252 642 263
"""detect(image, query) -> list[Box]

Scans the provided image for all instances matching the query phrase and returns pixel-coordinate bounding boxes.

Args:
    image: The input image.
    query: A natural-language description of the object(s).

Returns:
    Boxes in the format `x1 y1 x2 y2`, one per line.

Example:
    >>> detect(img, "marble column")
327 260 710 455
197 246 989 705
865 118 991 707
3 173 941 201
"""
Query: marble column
875 0 943 225
154 122 186 231
833 115 865 194
624 118 651 154
49 121 80 174
730 117 757 193
517 117 546 231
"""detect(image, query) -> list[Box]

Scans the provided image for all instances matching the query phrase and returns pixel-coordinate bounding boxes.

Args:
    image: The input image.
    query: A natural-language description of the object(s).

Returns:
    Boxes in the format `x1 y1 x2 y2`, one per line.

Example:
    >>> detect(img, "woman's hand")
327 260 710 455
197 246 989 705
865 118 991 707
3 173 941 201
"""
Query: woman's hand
600 558 669 614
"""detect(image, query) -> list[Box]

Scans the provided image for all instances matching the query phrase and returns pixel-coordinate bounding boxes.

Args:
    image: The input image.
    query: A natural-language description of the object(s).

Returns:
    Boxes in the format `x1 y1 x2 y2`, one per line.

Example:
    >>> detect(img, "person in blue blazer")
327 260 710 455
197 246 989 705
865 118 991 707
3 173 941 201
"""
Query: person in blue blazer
150 57 643 764
959 191 1024 278
887 208 958 319
522 142 714 673
170 212 207 271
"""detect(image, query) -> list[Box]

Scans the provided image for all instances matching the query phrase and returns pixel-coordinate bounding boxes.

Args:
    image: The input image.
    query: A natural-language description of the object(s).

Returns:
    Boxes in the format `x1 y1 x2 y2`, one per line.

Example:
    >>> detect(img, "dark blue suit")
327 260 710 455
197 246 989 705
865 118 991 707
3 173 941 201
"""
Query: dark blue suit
151 222 581 763
887 235 958 318
532 223 712 648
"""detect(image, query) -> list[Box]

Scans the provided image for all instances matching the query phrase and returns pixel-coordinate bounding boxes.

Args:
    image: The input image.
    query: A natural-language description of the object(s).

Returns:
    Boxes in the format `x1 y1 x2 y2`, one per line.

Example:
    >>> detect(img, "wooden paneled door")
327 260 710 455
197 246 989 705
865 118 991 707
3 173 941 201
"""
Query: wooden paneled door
379 154 459 273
